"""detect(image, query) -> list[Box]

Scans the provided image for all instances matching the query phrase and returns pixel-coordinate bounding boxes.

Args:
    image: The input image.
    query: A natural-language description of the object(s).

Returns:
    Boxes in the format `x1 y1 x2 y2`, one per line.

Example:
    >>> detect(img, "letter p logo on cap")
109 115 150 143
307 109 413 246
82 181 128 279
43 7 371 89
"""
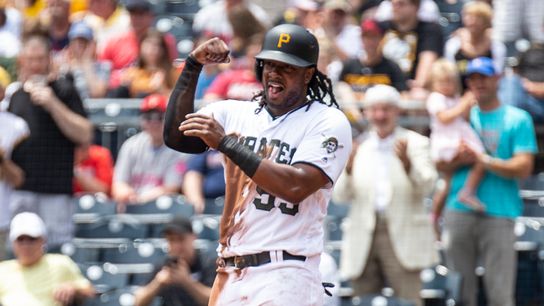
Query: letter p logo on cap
277 33 291 48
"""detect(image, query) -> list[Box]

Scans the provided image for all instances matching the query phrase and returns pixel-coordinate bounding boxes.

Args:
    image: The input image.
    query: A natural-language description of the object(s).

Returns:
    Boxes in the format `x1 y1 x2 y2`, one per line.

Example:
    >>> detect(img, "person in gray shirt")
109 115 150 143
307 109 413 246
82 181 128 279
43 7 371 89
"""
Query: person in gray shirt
112 94 187 210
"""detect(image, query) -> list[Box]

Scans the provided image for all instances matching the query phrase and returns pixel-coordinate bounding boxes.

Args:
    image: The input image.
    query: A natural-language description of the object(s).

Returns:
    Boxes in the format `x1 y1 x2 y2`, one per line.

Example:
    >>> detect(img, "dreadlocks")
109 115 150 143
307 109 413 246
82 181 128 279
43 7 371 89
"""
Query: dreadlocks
308 70 338 108
252 68 339 114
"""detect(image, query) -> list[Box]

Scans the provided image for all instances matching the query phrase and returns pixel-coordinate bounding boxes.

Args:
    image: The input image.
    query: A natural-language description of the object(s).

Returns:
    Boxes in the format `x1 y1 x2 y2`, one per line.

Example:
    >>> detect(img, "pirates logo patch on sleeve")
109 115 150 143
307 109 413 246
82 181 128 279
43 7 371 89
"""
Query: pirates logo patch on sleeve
321 135 344 161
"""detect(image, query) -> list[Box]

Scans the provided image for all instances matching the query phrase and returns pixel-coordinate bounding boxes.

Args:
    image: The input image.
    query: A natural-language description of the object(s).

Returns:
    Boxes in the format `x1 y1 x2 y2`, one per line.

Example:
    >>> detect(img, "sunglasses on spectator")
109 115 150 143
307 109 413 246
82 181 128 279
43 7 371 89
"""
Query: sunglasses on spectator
141 112 165 122
15 236 40 243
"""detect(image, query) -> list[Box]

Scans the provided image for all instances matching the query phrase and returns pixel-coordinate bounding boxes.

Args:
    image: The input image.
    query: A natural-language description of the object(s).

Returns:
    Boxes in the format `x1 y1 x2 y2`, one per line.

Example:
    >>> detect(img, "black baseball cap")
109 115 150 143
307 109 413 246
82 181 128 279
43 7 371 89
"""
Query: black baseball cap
518 45 544 82
125 0 152 12
162 215 193 236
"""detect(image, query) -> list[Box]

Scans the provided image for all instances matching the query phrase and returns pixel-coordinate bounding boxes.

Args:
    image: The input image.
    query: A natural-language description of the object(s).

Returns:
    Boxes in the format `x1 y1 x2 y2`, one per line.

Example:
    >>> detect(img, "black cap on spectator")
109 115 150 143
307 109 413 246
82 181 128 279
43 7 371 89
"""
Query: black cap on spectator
125 0 152 12
162 216 193 236
518 45 544 82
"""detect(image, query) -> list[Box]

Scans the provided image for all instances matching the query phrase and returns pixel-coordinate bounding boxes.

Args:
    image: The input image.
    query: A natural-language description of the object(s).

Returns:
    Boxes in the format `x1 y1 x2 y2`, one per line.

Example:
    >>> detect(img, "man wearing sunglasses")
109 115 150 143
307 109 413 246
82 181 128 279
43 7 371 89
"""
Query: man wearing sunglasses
112 94 188 211
0 212 95 306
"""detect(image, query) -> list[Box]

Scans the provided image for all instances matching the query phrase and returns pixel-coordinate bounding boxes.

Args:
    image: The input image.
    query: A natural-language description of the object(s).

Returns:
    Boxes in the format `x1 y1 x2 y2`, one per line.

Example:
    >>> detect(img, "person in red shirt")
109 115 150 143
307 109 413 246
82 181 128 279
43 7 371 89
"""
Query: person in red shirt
99 0 177 88
73 144 114 196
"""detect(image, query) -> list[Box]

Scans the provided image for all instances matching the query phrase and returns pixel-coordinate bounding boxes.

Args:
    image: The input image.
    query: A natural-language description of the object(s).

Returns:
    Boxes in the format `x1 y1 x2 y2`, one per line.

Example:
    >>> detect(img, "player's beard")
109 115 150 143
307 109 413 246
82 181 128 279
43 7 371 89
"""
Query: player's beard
263 88 305 112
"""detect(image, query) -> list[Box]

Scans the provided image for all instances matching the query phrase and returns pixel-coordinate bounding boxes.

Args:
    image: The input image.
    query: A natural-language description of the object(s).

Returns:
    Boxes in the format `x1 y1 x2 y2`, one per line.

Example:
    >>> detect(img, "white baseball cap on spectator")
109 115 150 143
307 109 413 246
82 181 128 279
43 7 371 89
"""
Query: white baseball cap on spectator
362 84 401 108
292 0 320 11
9 212 47 242
324 0 351 12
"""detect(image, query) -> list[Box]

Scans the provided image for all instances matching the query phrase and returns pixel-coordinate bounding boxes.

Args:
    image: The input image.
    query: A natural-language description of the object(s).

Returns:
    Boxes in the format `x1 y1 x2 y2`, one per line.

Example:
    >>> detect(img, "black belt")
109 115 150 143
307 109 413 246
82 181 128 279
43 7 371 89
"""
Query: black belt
217 251 306 269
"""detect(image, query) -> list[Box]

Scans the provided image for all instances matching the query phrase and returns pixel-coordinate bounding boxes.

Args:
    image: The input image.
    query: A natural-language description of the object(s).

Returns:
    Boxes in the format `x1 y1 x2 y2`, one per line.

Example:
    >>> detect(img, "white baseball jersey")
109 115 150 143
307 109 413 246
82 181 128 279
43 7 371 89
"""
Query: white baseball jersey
199 100 352 258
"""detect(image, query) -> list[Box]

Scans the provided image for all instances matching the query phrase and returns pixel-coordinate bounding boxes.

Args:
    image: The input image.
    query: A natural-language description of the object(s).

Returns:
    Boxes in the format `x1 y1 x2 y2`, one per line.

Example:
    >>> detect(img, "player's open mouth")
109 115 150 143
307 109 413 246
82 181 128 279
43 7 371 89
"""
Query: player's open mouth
267 82 284 98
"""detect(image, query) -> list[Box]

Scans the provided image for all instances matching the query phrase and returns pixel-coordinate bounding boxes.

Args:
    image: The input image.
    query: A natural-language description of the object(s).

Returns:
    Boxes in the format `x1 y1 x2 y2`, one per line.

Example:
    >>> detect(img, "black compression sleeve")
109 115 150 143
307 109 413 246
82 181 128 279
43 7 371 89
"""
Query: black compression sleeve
163 56 208 153
217 136 262 177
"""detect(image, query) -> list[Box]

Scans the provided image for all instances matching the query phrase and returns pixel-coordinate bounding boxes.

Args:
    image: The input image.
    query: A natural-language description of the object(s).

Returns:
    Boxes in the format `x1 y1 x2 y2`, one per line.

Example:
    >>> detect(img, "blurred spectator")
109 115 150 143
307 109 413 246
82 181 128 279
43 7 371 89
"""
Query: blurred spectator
41 0 72 52
74 0 130 52
379 0 444 100
112 94 186 209
0 104 28 260
336 19 407 126
437 57 537 306
322 0 362 61
275 0 322 28
20 0 72 80
100 0 176 85
226 2 266 56
0 66 17 111
118 29 178 98
195 70 218 102
426 60 486 236
295 0 324 30
55 21 110 99
316 35 343 83
73 144 113 196
8 35 93 249
182 150 225 214
499 43 544 123
134 215 215 306
203 35 263 102
70 0 87 14
0 0 22 34
374 0 440 23
0 1 22 57
0 66 10 103
17 0 46 19
354 0 382 18
193 0 269 44
339 19 408 95
444 1 506 91
333 85 438 306
0 212 95 306
492 0 544 55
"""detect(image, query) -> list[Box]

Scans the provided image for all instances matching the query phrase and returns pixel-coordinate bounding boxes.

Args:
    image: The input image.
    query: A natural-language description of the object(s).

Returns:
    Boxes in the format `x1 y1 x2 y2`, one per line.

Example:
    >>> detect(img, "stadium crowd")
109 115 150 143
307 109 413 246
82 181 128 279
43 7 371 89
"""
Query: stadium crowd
0 0 543 305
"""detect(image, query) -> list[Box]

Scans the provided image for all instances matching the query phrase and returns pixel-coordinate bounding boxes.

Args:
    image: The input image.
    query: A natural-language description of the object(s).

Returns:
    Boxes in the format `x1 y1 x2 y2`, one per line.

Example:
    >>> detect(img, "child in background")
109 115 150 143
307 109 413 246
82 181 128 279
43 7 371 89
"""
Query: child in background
427 59 485 214
73 144 114 197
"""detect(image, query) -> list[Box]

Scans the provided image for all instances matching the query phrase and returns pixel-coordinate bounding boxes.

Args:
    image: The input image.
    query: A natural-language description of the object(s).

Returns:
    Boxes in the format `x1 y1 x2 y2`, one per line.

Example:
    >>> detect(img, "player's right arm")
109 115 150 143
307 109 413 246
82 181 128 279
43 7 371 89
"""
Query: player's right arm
180 111 352 204
164 38 230 153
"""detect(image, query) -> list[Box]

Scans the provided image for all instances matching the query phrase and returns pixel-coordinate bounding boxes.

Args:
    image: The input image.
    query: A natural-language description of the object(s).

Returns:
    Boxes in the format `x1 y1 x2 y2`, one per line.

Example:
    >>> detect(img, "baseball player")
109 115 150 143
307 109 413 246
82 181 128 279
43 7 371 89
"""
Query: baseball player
164 24 352 305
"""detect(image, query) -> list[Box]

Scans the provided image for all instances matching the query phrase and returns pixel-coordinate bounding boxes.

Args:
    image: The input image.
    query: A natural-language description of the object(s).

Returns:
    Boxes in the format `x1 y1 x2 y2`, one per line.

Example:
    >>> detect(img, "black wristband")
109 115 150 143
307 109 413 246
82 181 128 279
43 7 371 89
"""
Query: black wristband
218 136 262 178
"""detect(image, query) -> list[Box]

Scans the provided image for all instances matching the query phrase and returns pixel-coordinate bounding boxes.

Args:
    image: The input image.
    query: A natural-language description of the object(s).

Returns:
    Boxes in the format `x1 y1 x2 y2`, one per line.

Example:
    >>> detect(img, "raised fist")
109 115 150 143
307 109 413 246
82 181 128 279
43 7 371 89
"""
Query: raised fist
190 37 231 65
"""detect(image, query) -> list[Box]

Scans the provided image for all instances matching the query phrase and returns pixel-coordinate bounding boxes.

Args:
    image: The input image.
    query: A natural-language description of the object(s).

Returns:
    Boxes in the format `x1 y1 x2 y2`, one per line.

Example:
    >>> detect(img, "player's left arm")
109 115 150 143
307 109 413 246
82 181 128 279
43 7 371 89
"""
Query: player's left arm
164 38 230 154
